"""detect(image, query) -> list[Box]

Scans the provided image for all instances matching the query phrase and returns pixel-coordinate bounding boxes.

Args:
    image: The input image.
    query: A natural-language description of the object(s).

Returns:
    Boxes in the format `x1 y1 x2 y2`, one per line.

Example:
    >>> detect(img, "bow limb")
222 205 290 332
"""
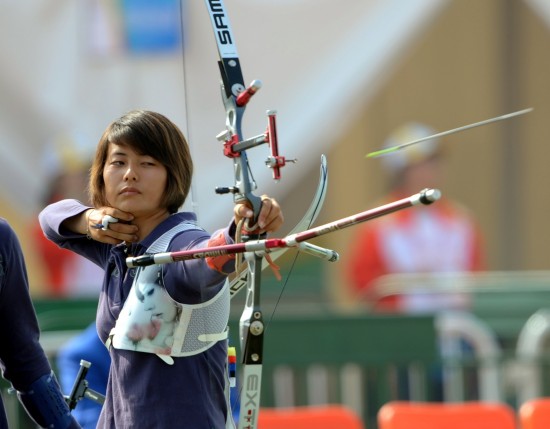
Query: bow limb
228 154 328 298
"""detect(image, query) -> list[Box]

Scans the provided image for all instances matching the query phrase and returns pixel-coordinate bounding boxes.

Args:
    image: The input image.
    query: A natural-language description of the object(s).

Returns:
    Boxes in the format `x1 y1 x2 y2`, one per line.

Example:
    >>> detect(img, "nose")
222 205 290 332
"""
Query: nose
123 164 138 181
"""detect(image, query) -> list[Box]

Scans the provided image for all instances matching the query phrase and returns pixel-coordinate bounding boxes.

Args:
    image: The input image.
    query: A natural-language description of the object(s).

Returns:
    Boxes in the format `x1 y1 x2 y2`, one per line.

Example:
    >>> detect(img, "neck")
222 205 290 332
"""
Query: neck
133 210 171 241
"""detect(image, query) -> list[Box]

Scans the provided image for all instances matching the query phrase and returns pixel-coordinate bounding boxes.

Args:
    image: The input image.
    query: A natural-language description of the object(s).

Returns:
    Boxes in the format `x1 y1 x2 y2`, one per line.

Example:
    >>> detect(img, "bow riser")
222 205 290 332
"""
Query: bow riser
204 2 273 428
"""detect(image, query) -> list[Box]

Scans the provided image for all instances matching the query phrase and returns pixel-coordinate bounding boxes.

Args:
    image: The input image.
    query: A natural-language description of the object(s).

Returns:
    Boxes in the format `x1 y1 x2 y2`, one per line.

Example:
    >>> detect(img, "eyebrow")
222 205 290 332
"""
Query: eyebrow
107 144 129 157
110 150 128 157
108 149 156 161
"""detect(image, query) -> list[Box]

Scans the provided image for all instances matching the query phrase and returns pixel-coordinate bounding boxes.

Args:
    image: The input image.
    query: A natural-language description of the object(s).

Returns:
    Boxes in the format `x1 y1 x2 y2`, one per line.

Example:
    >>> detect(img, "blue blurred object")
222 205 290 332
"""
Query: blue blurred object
57 323 110 429
121 0 183 54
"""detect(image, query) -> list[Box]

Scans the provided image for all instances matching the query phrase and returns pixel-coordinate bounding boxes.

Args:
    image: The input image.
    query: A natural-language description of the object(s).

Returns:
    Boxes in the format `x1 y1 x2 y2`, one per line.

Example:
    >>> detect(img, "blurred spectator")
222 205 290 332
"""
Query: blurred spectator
346 122 485 312
33 137 103 297
33 134 109 427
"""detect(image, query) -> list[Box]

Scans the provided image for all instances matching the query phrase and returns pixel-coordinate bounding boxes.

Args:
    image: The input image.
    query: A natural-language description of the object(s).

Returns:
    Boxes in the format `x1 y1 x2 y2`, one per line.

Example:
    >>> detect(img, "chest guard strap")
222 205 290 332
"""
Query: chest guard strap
108 222 230 365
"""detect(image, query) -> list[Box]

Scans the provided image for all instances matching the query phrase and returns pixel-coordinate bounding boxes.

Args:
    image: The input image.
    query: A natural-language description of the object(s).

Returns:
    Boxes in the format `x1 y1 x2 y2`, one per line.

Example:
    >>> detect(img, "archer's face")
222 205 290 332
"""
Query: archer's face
103 143 168 217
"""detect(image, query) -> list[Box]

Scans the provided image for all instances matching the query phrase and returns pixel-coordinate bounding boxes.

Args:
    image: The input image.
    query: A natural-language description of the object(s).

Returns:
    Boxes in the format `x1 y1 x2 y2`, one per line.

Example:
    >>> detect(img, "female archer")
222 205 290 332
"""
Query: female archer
39 109 284 428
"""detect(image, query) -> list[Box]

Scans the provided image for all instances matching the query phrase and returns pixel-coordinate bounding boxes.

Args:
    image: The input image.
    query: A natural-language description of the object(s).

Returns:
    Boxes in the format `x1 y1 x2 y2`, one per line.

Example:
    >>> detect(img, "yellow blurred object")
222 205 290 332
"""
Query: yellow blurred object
380 122 440 173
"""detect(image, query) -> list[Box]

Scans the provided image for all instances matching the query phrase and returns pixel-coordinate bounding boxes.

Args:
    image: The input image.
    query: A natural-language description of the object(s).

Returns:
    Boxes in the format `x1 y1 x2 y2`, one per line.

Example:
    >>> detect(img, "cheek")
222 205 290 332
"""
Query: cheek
102 166 111 185
102 169 117 199
154 173 169 199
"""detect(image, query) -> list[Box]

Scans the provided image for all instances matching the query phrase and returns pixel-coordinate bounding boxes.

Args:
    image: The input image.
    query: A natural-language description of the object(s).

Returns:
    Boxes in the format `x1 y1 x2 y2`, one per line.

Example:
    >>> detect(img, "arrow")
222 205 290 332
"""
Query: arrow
366 107 533 158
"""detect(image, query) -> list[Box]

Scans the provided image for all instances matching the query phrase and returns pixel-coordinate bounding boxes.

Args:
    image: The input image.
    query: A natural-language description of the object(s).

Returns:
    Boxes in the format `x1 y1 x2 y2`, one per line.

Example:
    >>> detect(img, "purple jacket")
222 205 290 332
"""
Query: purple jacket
39 200 235 429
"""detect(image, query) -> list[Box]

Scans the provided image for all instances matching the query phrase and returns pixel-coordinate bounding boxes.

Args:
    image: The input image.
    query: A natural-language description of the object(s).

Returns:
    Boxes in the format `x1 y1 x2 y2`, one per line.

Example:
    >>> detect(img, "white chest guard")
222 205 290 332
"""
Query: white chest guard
109 223 230 365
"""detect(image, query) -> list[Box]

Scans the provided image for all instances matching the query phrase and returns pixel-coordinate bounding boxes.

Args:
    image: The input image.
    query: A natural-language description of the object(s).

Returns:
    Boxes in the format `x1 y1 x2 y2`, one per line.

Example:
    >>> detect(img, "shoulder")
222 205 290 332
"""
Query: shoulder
163 213 204 233
0 218 19 254
0 218 14 237
170 222 210 250
437 198 477 221
143 213 208 252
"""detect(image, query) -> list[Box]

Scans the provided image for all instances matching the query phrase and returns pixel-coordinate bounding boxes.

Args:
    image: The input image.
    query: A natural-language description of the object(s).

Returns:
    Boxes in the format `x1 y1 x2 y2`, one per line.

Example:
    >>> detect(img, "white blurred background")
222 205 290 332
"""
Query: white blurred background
1 0 549 305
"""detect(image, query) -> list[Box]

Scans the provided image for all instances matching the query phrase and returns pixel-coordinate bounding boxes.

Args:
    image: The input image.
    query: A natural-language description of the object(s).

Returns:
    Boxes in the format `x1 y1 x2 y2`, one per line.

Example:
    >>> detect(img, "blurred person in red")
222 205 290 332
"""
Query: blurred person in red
31 135 109 428
32 137 103 297
346 122 485 312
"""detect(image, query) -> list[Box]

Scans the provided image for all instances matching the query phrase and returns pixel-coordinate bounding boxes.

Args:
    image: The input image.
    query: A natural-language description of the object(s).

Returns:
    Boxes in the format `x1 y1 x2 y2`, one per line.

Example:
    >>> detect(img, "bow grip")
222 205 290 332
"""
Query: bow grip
235 192 264 236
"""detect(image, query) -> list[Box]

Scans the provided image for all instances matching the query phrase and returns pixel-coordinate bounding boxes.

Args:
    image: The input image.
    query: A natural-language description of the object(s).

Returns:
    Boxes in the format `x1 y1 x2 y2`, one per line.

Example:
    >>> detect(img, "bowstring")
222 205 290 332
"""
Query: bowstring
179 0 199 222
263 193 324 334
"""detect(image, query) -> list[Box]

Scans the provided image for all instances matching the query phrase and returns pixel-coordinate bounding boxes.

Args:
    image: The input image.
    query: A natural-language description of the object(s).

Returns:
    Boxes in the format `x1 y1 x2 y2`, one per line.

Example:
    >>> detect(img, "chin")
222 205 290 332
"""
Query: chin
115 202 141 215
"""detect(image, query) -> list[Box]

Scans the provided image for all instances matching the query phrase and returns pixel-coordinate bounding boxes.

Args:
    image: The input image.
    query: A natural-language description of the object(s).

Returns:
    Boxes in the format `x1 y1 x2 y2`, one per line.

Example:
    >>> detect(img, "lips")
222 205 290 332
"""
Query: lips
119 187 140 195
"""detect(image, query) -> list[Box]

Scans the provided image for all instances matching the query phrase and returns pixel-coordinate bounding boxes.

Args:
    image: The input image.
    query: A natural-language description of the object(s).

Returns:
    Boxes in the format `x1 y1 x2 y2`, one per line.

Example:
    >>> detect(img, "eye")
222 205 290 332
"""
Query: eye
109 157 125 166
141 157 159 167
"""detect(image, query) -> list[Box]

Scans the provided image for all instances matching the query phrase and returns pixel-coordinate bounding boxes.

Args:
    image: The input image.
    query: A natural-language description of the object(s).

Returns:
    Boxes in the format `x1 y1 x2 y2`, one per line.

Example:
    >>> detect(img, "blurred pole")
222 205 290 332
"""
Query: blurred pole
499 0 523 269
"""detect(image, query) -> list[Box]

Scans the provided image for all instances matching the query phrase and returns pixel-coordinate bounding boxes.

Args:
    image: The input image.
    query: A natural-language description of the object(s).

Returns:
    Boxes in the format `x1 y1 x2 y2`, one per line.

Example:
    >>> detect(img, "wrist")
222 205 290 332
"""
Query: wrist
85 209 93 239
